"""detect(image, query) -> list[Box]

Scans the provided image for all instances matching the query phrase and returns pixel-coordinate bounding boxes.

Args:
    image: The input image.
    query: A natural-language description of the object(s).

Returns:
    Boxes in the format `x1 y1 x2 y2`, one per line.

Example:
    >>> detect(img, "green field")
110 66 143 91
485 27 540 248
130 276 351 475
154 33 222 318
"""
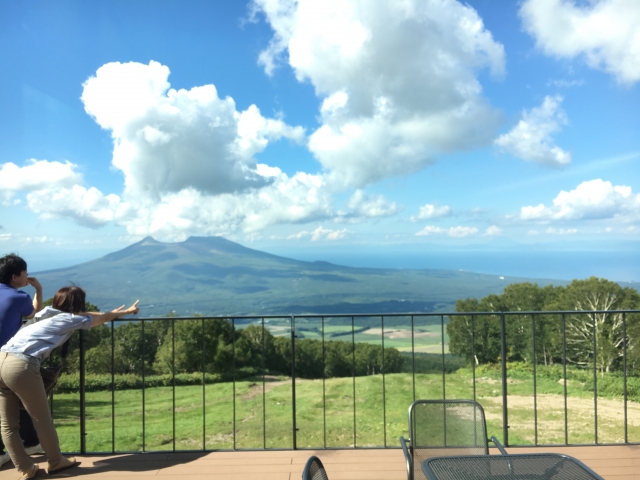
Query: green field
51 368 640 453
260 318 449 354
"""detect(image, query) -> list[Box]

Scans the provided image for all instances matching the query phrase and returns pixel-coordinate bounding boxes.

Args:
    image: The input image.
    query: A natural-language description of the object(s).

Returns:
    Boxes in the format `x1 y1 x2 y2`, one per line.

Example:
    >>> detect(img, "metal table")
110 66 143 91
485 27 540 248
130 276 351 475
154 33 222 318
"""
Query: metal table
422 453 604 480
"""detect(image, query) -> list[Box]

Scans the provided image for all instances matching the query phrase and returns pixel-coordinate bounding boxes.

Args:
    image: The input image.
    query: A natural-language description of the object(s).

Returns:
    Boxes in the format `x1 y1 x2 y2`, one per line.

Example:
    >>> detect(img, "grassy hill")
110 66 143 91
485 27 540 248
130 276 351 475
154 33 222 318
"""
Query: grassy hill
34 236 563 316
51 368 639 452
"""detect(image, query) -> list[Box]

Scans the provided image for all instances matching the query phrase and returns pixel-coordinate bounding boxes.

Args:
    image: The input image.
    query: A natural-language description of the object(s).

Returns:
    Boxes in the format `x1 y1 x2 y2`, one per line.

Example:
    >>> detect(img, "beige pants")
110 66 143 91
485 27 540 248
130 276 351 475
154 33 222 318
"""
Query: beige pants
0 351 63 473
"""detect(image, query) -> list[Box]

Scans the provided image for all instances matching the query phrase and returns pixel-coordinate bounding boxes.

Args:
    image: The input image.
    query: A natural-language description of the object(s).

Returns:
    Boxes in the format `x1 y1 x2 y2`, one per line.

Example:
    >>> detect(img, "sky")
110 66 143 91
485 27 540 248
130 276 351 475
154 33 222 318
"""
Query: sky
1 0 639 278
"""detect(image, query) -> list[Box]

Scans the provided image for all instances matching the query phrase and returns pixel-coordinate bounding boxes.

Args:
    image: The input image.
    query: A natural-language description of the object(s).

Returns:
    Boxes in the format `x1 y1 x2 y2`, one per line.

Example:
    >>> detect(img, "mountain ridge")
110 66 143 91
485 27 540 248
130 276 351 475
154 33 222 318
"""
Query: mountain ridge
33 236 566 316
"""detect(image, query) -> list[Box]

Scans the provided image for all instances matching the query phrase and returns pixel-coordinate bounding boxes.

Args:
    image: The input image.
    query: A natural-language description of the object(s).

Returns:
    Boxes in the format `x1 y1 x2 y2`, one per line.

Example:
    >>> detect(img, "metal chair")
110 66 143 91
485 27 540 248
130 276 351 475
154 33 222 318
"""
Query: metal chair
302 455 329 480
399 399 507 480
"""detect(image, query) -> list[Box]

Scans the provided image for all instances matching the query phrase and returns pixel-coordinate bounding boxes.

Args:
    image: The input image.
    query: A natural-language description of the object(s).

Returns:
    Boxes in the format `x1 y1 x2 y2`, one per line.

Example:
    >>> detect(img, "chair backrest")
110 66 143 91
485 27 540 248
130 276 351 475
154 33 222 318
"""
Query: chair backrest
408 399 489 479
302 455 329 480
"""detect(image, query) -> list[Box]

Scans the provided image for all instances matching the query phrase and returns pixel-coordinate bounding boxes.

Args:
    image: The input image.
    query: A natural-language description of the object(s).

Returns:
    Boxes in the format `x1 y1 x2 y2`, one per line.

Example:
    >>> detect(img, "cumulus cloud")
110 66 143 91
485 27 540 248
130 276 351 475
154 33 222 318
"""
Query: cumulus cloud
82 61 305 198
410 204 452 222
12 61 328 236
252 0 505 187
494 96 571 167
334 190 400 223
113 169 333 239
416 225 479 237
26 186 124 228
520 0 640 85
520 179 640 221
485 225 503 236
18 60 335 237
0 160 82 204
288 226 350 241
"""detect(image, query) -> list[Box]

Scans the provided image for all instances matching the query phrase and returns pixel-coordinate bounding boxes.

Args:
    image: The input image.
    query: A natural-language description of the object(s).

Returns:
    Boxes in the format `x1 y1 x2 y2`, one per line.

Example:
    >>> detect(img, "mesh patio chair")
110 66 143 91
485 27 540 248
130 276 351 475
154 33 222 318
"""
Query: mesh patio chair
399 399 507 480
302 455 329 480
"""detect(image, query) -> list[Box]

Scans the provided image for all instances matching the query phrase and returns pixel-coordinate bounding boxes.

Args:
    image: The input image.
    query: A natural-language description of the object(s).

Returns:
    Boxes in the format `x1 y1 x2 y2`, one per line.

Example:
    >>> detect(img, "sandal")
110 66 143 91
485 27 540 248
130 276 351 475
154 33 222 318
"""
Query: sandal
22 463 38 480
47 456 79 475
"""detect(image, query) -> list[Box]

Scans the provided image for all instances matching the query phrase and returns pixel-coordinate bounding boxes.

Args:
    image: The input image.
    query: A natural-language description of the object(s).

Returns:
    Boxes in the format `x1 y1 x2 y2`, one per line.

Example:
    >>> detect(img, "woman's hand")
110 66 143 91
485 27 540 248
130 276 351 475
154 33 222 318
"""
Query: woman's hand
111 300 140 317
125 300 140 316
91 300 140 328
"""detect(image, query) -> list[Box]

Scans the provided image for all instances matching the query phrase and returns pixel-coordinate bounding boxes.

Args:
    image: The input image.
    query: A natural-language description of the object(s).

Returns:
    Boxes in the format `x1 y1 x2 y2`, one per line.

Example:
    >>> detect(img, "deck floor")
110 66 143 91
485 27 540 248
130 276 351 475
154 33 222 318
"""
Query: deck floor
1 445 639 480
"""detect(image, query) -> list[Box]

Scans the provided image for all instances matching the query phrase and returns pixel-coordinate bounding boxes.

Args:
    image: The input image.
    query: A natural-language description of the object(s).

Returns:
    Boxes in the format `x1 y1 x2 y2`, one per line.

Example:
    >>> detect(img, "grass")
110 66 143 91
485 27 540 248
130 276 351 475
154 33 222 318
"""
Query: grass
269 321 449 353
51 368 640 453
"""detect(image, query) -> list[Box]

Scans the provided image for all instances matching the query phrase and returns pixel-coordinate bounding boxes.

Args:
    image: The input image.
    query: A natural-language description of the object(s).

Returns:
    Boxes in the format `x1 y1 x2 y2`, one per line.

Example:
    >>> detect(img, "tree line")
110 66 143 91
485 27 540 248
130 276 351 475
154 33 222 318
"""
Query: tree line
447 277 640 374
47 313 406 380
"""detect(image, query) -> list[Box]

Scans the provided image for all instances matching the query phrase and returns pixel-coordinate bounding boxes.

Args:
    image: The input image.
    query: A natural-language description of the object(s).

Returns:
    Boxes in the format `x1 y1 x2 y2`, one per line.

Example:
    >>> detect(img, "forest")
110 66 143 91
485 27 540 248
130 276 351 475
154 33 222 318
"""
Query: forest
45 276 640 392
48 309 409 384
447 277 640 374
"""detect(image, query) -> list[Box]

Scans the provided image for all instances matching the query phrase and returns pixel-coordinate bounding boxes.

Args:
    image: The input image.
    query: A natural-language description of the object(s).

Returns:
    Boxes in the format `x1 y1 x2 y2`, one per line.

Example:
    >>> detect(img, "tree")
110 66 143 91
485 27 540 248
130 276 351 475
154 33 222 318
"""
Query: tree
556 277 640 375
86 319 170 374
500 283 562 365
448 278 640 371
153 317 235 374
447 298 502 365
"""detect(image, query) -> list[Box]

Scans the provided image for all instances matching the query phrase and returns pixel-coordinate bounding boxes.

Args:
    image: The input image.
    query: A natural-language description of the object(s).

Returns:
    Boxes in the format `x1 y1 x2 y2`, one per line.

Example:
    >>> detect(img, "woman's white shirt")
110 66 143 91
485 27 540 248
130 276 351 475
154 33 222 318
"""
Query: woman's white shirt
0 306 91 362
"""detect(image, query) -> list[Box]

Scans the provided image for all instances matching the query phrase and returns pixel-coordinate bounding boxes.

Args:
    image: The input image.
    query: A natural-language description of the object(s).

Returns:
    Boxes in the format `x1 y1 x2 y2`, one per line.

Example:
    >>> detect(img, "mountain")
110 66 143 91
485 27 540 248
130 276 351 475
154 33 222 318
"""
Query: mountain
34 236 562 316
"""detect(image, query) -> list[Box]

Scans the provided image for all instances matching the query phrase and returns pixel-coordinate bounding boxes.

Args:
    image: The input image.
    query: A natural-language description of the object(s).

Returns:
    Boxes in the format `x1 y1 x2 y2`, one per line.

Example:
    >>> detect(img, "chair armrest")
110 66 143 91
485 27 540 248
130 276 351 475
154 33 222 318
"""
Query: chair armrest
490 435 508 455
400 436 412 480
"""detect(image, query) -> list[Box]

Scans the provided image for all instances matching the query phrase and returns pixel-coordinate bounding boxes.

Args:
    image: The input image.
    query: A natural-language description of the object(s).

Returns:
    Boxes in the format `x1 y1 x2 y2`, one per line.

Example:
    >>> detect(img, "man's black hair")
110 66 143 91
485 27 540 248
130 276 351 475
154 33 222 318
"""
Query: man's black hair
0 253 27 285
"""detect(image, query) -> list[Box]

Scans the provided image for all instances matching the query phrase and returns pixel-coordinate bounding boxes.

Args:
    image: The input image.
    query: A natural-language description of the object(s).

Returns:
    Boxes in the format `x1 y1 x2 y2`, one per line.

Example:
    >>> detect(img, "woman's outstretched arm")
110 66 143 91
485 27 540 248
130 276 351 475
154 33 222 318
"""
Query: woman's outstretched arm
84 301 140 327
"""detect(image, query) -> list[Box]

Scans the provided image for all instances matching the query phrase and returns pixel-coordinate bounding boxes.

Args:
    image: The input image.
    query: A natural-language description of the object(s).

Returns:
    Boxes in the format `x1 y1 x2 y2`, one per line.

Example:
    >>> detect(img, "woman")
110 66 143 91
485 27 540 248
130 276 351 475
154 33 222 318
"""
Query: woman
0 286 139 479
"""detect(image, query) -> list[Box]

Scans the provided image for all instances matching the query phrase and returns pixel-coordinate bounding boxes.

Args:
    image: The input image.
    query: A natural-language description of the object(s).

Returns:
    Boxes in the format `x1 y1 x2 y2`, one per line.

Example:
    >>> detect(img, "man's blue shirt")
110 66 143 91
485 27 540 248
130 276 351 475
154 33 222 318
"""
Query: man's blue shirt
0 283 34 347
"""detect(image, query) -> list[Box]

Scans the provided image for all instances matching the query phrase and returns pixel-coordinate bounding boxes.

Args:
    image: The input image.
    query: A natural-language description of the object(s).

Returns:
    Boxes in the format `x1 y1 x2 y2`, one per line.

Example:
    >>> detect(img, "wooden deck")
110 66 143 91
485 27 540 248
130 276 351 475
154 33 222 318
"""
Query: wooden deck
1 445 639 480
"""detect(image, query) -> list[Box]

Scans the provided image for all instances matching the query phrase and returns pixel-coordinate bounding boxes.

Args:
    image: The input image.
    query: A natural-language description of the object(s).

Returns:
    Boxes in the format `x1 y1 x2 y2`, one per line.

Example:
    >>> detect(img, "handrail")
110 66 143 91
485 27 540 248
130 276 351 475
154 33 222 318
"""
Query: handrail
49 309 640 454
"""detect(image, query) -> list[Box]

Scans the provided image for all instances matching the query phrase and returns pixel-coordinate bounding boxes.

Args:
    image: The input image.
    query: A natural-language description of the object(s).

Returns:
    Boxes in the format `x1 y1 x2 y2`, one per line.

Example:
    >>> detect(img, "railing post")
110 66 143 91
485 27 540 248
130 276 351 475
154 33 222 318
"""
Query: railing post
500 313 509 447
291 316 297 449
79 329 86 454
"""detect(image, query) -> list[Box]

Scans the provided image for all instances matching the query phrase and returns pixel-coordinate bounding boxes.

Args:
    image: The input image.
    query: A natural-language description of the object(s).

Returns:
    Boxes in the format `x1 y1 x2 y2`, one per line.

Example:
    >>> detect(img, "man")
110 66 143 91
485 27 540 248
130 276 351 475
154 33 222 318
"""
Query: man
0 254 44 467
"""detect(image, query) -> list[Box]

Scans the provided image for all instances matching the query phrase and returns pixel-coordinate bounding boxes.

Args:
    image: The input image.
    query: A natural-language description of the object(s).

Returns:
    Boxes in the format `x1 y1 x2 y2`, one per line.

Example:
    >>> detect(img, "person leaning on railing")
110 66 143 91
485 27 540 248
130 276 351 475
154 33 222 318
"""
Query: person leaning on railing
0 254 45 465
0 285 139 480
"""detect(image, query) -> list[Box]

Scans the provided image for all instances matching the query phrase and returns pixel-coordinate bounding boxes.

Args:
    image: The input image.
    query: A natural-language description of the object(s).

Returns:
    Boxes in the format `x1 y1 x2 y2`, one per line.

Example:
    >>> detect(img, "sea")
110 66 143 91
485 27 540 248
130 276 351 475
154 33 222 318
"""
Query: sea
281 249 640 284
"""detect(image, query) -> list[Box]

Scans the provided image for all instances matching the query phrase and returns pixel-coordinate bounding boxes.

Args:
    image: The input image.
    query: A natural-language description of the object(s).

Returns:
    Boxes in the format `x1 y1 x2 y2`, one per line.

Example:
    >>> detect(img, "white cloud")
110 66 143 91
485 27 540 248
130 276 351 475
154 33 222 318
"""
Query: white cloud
415 226 445 236
546 78 584 88
520 179 640 221
334 190 400 223
545 227 577 235
416 225 479 237
494 96 571 167
0 160 82 203
520 0 640 85
28 60 332 238
113 169 333 240
82 61 307 198
26 185 124 228
485 225 503 236
448 226 479 237
288 226 350 241
410 204 452 222
24 236 49 244
253 0 505 187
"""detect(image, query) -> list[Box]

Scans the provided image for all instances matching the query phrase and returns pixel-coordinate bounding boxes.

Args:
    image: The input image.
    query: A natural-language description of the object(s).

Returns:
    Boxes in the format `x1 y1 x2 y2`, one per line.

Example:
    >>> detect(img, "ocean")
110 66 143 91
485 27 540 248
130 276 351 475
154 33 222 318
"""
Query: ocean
282 249 640 284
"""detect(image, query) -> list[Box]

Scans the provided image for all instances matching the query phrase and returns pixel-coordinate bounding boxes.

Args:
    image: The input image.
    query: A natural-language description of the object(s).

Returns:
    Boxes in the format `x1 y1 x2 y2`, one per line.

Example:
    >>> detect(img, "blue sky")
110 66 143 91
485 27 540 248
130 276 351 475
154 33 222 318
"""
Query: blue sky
1 0 639 276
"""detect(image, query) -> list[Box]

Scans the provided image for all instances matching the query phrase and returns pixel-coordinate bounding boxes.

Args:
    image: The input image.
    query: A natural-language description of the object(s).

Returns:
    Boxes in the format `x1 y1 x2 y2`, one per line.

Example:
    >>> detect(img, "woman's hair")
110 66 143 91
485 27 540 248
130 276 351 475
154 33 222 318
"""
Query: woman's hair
52 286 86 314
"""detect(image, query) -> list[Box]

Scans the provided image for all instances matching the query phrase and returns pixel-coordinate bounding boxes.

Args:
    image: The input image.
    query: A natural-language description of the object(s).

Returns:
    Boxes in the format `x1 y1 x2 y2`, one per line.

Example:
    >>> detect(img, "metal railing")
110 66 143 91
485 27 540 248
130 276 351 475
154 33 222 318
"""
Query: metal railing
49 310 640 453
